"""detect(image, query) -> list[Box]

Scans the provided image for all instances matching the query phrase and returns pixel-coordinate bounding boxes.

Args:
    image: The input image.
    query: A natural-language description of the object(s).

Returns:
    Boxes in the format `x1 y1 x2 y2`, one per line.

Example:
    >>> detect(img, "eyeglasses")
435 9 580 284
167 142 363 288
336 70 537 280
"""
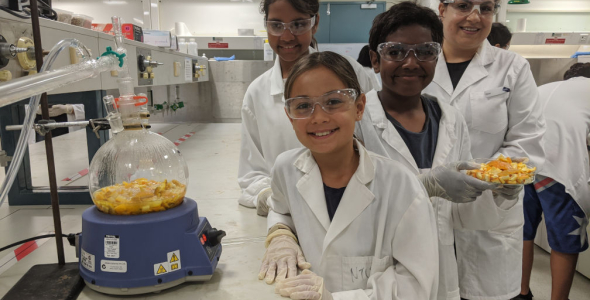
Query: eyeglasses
377 42 442 62
443 0 500 17
265 16 316 36
285 88 358 119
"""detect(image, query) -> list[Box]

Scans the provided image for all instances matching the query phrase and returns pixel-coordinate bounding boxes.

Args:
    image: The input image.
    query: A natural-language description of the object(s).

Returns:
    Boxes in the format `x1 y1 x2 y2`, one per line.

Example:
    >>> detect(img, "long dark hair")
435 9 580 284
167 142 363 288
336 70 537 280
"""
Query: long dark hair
260 0 320 49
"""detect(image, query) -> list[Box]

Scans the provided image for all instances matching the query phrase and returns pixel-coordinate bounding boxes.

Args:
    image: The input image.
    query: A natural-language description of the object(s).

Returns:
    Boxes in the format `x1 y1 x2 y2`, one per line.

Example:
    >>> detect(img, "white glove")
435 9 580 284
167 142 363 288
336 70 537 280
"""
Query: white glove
418 161 499 203
37 104 73 117
275 269 333 300
259 229 311 284
256 187 272 216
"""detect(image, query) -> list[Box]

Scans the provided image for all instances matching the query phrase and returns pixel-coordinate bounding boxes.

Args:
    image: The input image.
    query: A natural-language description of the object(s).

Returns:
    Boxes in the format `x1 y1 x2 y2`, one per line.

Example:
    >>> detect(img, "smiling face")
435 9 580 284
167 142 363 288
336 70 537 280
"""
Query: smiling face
439 1 495 53
286 66 365 155
370 24 437 99
266 0 318 65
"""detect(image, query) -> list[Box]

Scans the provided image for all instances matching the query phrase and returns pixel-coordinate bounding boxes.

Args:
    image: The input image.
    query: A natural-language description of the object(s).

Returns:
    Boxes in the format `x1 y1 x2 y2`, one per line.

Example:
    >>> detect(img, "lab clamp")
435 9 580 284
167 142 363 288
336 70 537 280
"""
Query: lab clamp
0 17 133 206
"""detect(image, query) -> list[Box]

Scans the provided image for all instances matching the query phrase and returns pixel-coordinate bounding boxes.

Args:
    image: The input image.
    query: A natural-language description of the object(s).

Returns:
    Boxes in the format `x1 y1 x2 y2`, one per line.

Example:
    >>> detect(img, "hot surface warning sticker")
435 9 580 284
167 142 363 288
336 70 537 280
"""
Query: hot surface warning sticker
153 249 182 275
168 250 182 272
154 261 169 276
104 235 120 258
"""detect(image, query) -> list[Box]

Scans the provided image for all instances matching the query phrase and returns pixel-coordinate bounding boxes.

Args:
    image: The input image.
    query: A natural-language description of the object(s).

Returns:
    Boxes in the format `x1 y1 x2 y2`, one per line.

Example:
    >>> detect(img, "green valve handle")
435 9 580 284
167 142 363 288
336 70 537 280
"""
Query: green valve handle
99 46 126 67
154 104 163 110
171 103 179 111
178 102 184 108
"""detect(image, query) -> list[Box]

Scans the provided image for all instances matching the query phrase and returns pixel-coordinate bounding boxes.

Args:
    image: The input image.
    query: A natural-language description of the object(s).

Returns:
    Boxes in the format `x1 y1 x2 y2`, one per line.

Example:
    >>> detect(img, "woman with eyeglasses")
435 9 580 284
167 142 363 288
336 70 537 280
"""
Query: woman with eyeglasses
423 1 546 300
237 0 374 216
356 3 516 299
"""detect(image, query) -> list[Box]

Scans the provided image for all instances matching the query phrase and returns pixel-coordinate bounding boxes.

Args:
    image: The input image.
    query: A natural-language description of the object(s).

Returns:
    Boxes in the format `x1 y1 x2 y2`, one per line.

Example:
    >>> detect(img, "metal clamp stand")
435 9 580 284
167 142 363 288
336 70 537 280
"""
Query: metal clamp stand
2 2 85 299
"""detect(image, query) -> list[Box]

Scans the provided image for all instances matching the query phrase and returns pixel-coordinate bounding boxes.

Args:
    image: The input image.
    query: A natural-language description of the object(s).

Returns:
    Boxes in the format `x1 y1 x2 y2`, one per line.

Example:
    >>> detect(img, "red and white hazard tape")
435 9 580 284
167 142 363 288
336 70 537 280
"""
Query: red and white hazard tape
0 233 53 276
62 168 89 182
173 132 196 146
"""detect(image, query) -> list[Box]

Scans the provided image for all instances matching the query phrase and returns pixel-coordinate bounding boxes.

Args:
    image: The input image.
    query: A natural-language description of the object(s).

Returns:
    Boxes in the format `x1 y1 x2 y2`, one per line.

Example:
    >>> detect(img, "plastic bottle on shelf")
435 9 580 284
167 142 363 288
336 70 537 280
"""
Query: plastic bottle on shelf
188 38 198 56
264 39 273 61
178 38 188 54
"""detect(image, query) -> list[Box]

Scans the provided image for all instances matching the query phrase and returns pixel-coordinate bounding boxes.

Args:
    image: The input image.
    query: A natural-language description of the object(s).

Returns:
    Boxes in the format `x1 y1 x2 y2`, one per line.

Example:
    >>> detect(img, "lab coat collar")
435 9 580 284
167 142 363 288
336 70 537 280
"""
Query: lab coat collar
366 90 458 170
365 90 419 172
432 40 496 103
430 97 458 167
293 139 375 240
269 46 318 97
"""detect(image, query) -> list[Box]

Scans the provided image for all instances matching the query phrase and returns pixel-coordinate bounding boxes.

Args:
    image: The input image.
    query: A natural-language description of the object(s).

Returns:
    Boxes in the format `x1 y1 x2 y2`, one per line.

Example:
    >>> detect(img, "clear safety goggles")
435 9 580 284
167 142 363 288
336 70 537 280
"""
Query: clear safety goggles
265 16 316 36
285 88 358 119
443 0 500 17
377 42 442 62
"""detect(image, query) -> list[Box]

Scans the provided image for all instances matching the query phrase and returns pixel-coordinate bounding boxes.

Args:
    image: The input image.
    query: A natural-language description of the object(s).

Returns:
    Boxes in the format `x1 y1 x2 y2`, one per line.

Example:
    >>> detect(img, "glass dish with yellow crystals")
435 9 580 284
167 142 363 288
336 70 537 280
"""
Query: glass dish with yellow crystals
467 155 536 186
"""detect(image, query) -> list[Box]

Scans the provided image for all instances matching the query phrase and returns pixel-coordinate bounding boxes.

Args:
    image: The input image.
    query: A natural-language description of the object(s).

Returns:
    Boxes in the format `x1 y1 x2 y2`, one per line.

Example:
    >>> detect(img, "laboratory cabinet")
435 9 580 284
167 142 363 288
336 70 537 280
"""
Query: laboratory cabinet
317 2 386 44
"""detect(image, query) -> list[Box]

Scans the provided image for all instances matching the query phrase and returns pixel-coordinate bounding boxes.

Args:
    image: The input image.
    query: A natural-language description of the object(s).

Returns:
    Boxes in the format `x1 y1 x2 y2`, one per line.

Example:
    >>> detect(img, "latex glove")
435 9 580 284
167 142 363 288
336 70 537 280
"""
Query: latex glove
259 229 311 284
275 269 333 300
37 104 74 117
493 184 523 200
418 161 499 203
256 187 272 216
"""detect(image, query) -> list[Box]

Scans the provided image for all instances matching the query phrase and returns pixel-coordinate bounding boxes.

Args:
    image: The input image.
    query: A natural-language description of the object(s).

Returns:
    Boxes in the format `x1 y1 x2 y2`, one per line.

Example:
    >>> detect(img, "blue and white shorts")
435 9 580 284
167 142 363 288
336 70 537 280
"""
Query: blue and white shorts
523 176 589 254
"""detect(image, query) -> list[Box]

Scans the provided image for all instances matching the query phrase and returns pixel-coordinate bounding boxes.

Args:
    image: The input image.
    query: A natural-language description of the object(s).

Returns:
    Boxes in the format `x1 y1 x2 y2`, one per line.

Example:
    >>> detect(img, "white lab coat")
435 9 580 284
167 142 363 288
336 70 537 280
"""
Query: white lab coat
538 77 590 217
238 48 374 208
423 40 546 300
267 140 439 300
355 90 519 300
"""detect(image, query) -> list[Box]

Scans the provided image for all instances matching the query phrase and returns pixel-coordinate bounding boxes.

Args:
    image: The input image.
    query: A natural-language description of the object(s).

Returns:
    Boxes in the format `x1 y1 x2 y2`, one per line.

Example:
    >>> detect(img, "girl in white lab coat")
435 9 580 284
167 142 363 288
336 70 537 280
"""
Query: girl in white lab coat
422 1 546 299
262 51 439 300
355 3 518 299
237 0 373 215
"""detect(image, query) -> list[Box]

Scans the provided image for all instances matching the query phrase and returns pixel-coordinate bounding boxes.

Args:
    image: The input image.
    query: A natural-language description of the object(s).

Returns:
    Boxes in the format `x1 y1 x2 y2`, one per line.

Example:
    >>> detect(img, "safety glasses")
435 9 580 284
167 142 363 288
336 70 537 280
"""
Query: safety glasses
285 88 358 119
443 0 500 17
377 42 442 62
265 16 316 36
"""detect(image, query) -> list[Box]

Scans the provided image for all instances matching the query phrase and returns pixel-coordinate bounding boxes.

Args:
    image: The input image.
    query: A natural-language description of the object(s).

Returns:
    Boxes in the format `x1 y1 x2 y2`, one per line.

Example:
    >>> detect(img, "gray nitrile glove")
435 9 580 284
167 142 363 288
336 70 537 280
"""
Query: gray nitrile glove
418 161 499 203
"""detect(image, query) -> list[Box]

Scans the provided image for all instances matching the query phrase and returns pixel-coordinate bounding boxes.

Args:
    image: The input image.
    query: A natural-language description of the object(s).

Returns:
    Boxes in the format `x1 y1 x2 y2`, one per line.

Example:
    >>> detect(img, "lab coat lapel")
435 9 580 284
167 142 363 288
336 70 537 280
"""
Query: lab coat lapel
451 42 495 103
431 100 457 167
294 151 331 232
431 53 453 100
322 141 375 253
269 56 284 97
367 91 420 173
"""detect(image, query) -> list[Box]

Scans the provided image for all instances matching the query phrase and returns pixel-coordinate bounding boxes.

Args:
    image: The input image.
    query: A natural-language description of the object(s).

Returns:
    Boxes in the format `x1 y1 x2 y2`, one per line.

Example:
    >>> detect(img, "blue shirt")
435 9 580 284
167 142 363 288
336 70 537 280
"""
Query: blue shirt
384 95 442 169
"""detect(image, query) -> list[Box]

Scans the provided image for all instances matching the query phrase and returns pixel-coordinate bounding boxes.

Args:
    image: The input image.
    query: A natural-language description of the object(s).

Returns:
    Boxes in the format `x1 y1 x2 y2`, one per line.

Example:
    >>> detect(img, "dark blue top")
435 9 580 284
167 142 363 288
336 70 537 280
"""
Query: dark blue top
384 95 442 169
323 183 346 221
